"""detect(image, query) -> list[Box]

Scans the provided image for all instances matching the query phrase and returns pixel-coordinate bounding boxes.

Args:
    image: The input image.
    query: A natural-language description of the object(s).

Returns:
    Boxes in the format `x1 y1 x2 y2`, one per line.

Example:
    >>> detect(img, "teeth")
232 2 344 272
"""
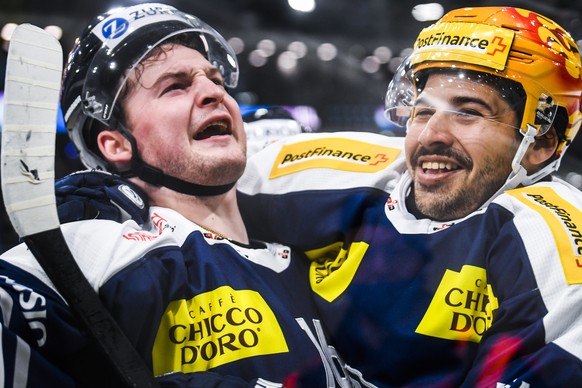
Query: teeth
422 161 455 170
202 120 227 131
194 119 230 140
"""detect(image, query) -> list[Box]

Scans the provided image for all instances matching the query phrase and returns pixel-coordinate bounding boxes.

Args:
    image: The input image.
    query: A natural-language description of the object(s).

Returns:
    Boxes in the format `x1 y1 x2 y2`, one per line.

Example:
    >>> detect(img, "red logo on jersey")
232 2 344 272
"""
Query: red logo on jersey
123 212 174 241
432 223 454 231
386 197 398 211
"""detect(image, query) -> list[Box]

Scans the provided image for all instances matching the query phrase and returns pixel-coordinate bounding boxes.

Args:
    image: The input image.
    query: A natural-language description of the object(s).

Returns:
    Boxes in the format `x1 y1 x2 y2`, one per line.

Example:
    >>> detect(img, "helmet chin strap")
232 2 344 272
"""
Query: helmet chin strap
117 124 237 196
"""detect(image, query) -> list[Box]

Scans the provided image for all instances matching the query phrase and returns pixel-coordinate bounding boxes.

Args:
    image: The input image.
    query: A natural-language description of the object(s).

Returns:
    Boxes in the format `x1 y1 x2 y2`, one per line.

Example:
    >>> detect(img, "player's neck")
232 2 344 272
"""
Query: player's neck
142 182 249 244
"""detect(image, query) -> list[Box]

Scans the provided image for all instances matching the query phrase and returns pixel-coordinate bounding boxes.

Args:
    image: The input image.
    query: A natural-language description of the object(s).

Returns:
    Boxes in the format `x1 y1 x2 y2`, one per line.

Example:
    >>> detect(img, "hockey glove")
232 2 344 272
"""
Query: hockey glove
56 170 149 225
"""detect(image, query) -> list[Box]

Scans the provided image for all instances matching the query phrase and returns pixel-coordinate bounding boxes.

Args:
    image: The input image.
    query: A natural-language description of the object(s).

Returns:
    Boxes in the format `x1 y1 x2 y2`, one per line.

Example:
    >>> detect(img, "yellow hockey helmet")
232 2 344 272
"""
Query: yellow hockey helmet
386 7 582 173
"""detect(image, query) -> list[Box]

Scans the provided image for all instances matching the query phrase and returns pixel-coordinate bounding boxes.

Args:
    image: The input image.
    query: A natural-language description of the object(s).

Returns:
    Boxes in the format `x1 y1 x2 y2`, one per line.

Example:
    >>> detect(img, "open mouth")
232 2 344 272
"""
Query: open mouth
421 161 460 173
194 120 231 140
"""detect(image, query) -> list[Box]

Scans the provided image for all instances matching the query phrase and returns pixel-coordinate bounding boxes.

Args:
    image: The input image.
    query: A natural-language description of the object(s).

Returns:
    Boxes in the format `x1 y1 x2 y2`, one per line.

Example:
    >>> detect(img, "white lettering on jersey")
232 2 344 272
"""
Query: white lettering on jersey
0 276 47 347
296 318 377 388
254 378 283 387
496 381 530 388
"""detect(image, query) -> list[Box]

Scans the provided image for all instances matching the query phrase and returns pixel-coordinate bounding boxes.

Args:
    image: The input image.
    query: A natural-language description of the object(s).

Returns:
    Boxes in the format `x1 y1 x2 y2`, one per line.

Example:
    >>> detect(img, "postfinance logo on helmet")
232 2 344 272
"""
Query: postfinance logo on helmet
413 22 514 71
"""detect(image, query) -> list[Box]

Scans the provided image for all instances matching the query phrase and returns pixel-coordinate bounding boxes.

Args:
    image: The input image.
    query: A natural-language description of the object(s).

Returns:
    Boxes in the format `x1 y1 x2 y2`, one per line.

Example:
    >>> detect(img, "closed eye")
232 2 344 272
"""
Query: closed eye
161 81 190 95
456 109 483 118
211 76 225 88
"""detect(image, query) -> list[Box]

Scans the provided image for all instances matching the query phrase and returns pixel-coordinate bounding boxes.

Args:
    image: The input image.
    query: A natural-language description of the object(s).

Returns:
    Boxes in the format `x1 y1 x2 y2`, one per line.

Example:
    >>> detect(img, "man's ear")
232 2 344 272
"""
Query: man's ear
97 129 132 164
524 128 559 170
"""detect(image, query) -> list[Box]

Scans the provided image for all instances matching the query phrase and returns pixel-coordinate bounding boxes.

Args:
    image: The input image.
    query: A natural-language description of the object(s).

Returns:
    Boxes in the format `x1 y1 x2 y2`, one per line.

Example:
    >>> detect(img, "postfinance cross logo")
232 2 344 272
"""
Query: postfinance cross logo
416 265 498 343
487 35 508 57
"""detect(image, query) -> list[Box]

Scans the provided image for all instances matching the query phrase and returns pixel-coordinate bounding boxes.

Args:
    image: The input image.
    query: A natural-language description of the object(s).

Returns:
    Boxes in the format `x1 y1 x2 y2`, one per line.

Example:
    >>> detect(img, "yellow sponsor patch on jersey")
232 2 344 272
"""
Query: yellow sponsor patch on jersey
508 186 582 284
305 241 369 302
416 265 498 343
269 137 401 178
413 22 515 71
152 286 288 376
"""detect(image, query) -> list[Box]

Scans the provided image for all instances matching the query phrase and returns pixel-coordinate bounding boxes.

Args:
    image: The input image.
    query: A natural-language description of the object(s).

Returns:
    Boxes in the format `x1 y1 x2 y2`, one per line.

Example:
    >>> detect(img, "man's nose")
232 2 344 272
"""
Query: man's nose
417 111 455 148
195 78 225 106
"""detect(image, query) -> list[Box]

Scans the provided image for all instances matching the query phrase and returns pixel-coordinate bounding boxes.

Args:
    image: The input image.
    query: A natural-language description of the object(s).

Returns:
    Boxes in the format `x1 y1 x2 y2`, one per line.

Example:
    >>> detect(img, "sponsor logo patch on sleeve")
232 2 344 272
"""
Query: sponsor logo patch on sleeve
269 138 401 178
508 186 582 284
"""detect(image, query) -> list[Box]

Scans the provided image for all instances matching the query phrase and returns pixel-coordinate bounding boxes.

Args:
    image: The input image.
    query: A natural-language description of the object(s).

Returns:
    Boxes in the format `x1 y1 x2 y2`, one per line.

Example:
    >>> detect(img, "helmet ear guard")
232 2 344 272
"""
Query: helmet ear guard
385 6 582 182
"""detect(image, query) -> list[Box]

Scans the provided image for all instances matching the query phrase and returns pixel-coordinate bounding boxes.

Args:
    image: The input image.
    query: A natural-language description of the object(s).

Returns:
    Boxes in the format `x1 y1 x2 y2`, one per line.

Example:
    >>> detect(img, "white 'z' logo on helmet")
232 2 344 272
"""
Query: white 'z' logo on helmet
102 17 129 39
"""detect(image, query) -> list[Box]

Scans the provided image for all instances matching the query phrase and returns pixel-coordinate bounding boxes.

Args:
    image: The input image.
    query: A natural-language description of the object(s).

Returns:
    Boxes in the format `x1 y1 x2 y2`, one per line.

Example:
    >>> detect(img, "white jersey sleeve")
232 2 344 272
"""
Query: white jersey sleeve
239 131 407 196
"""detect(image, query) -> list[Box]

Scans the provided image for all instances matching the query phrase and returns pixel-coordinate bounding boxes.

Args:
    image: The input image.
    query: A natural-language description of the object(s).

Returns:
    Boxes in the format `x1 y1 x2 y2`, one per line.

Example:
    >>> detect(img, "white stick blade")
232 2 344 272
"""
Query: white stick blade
1 24 63 237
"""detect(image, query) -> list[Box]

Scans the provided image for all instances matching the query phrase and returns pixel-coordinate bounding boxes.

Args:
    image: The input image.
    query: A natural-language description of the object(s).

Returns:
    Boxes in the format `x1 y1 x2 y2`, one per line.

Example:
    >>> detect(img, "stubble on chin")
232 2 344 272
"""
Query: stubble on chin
156 148 247 186
409 160 510 221
410 183 474 221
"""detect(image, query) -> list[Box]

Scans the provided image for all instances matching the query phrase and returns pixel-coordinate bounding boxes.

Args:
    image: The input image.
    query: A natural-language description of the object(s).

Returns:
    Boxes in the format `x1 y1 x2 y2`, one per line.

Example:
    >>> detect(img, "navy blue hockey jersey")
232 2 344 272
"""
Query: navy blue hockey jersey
0 196 369 387
237 131 582 387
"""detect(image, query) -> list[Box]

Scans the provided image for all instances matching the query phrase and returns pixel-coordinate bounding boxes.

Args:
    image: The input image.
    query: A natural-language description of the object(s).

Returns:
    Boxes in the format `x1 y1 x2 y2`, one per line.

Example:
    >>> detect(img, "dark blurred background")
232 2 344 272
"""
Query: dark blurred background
1 0 582 251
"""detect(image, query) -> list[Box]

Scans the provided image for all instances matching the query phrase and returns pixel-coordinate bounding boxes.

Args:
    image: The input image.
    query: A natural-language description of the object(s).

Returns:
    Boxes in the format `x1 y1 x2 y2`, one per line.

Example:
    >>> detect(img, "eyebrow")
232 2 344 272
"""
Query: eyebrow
451 95 493 111
154 70 190 85
415 94 494 113
154 66 222 86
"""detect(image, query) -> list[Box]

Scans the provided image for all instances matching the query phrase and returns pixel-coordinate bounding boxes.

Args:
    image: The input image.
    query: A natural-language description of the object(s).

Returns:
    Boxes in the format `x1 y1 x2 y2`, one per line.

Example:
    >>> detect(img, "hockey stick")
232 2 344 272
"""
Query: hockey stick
1 24 158 387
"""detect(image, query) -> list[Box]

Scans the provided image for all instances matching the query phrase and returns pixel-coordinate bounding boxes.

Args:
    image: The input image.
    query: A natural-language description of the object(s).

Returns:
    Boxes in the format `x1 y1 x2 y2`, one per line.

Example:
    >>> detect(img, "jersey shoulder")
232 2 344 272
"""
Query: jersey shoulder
496 179 582 228
495 179 582 285
239 132 406 195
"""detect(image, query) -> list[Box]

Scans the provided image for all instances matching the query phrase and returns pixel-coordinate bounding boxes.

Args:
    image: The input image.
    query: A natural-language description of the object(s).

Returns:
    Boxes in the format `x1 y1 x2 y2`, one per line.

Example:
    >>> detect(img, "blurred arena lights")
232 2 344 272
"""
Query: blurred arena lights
248 49 269 67
277 51 299 75
44 25 63 40
0 23 62 41
373 46 393 64
361 56 381 73
287 41 308 58
257 39 277 57
1 23 17 41
317 43 338 61
228 37 245 54
288 0 316 13
411 3 444 22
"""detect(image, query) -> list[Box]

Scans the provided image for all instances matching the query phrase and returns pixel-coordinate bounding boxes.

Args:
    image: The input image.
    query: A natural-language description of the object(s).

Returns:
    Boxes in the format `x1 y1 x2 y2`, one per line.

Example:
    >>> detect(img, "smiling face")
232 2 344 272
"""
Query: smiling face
404 72 521 221
120 43 247 187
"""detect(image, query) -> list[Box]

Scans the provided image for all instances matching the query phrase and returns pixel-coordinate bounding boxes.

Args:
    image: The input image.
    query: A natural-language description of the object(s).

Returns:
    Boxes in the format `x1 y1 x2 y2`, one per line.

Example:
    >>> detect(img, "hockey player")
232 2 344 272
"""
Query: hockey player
20 5 582 387
237 6 582 387
0 3 368 387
